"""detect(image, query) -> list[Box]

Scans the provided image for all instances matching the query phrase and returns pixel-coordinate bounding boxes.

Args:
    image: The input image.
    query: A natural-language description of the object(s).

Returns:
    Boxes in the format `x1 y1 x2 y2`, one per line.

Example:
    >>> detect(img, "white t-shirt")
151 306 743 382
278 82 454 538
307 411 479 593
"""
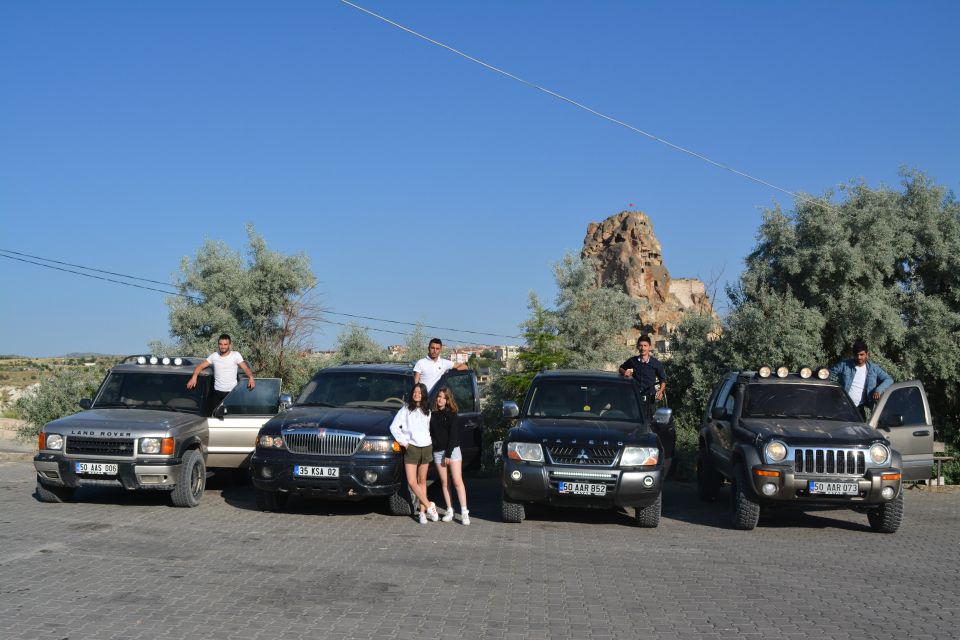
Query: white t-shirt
207 351 245 392
414 357 454 392
847 364 867 406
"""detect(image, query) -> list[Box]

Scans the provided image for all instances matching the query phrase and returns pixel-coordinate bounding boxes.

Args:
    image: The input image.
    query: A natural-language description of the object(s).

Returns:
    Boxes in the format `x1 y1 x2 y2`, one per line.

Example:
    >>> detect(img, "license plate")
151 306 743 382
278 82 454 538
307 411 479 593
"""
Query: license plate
808 481 858 495
75 462 118 475
558 482 607 496
294 465 339 478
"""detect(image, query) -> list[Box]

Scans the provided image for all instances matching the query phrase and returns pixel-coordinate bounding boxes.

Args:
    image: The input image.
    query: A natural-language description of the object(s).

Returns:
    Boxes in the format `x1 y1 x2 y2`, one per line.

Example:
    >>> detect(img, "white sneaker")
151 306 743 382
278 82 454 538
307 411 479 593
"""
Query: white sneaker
427 502 440 522
442 506 455 522
418 511 428 524
461 509 470 526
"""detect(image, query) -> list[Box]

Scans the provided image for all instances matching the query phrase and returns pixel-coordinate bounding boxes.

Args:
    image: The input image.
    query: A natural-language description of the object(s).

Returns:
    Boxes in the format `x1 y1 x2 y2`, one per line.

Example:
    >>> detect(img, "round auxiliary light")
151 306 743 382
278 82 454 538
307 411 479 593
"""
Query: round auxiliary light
776 366 790 378
149 356 159 365
816 367 830 380
137 356 147 365
510 470 522 482
261 466 273 479
173 357 183 366
881 486 895 500
363 470 378 484
799 367 812 379
161 357 171 365
642 475 655 487
758 366 772 378
762 483 778 496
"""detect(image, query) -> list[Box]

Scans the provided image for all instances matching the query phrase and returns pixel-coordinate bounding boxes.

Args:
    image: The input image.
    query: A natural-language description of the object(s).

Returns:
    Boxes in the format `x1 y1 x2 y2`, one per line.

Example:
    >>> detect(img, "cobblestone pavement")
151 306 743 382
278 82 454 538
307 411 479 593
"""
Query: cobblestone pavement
1 459 957 640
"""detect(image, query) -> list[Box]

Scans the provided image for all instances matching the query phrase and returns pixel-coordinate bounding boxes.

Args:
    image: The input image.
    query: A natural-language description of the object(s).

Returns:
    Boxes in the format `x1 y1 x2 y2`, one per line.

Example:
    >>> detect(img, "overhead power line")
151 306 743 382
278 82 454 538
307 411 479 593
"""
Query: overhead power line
340 0 830 210
0 250 521 345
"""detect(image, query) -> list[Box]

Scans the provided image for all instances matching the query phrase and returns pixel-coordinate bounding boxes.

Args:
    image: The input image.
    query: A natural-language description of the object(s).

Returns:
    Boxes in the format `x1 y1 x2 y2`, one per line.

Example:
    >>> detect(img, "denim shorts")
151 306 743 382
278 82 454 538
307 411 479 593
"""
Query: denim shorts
432 446 462 464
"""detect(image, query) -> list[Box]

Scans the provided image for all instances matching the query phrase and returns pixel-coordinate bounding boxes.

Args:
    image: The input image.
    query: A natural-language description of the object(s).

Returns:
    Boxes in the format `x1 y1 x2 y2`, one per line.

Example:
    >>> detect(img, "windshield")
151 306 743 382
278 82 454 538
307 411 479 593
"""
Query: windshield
94 372 206 414
297 371 410 409
742 383 861 421
525 380 643 422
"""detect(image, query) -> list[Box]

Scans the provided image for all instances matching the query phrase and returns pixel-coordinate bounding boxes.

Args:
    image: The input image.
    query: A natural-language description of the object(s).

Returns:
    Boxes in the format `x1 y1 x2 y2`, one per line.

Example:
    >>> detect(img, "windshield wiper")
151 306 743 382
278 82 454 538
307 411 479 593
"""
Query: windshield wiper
93 402 132 409
349 403 395 411
297 402 338 408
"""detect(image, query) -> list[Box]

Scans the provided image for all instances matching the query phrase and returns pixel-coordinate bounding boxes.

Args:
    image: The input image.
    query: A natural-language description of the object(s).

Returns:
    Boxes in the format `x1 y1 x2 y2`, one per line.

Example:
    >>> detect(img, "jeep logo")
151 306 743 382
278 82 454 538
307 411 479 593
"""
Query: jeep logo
70 429 133 438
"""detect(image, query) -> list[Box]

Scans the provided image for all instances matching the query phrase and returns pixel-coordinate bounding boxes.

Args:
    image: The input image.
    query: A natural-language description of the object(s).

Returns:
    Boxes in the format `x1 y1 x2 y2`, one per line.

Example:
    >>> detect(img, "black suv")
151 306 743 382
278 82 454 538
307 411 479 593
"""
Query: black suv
697 367 934 533
251 363 481 513
499 370 671 528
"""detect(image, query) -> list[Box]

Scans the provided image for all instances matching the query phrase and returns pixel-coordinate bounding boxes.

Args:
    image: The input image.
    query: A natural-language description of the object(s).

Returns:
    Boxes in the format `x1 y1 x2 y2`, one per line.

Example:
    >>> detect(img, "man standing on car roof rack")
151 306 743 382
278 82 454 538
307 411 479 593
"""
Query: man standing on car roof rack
413 338 467 392
186 334 256 411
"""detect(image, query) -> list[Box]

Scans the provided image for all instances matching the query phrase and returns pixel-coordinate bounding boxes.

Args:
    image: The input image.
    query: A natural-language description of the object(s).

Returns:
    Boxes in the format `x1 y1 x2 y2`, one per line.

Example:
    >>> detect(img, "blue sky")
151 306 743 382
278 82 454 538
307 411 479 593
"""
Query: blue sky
2 1 958 357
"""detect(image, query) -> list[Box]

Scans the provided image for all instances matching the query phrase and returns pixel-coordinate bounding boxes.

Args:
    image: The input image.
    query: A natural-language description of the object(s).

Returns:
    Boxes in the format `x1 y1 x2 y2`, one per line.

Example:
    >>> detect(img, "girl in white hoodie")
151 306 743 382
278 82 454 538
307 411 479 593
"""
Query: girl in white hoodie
389 383 438 523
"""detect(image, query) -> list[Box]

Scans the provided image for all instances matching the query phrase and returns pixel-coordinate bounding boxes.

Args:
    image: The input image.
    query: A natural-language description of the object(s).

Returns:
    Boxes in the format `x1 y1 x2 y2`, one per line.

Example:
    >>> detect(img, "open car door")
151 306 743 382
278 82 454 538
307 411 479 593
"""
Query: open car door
438 370 483 470
869 380 934 482
207 377 282 469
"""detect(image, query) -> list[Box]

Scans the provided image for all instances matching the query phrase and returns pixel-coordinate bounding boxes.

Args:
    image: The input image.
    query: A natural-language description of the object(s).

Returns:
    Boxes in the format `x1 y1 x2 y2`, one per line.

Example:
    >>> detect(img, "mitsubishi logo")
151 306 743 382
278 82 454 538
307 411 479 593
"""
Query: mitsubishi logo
576 449 589 464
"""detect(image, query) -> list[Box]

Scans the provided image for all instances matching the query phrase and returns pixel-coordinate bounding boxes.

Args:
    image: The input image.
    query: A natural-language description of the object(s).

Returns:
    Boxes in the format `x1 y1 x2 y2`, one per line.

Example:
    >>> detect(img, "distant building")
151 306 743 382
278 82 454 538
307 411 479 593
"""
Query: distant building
495 345 521 362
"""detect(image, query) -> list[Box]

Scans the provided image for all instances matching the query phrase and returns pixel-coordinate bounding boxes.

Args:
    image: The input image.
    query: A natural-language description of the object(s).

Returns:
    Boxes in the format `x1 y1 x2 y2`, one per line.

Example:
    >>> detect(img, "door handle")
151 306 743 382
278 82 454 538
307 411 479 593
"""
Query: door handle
913 430 930 437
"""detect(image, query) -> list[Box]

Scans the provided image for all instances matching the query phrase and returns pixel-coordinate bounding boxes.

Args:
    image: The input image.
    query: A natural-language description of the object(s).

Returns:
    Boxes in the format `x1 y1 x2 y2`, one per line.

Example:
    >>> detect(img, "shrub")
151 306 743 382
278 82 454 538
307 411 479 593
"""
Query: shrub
15 366 106 440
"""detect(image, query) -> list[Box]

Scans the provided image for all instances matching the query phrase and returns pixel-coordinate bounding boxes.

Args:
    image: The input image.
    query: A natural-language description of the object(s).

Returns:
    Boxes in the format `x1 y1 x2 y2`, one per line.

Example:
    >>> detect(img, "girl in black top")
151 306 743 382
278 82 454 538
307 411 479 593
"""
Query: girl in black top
430 387 469 524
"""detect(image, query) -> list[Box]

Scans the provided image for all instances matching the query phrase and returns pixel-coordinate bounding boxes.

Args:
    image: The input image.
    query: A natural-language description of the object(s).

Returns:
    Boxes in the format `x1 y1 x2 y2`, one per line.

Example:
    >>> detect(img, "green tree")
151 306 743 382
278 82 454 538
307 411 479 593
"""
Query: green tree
158 225 320 393
15 365 109 439
553 253 643 369
334 323 387 362
403 322 427 362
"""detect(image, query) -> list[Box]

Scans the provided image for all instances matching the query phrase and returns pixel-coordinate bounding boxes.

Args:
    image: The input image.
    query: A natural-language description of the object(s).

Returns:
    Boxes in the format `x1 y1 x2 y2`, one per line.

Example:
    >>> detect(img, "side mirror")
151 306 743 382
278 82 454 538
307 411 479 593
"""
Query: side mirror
881 414 904 429
279 394 293 412
78 398 92 410
652 407 673 425
502 401 519 419
711 406 726 420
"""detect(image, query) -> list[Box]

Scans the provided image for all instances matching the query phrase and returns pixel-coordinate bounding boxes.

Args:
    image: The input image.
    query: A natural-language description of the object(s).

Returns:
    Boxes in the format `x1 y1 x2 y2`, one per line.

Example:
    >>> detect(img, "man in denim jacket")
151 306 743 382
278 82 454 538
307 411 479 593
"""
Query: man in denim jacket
829 339 894 419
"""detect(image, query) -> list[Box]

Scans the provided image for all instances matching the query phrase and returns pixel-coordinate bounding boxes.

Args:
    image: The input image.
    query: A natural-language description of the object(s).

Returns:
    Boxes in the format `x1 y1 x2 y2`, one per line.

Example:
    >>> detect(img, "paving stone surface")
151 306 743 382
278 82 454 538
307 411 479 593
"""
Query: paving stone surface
0 459 957 640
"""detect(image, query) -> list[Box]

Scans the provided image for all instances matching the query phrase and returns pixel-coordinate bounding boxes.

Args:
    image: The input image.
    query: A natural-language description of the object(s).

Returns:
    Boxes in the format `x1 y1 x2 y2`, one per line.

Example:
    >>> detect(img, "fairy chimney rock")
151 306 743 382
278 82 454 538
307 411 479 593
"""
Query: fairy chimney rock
582 210 715 341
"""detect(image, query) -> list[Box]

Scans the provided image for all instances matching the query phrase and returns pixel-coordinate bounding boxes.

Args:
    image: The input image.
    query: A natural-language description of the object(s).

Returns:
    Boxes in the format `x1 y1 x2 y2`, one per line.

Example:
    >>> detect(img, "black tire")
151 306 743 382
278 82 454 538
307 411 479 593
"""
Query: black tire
388 489 413 516
170 449 205 508
729 464 760 530
254 487 288 512
501 493 526 523
697 449 722 502
867 493 903 533
634 493 662 528
36 480 75 503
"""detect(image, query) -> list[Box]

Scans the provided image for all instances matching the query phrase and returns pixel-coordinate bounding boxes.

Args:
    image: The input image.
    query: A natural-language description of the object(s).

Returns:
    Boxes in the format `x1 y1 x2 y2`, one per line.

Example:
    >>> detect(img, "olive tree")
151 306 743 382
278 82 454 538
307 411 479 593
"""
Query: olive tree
15 365 108 439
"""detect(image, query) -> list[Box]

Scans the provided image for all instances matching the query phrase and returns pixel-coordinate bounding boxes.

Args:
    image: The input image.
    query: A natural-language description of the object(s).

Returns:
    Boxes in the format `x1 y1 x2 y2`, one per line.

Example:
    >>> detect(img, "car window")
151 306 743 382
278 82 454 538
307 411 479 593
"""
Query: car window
712 378 735 416
442 373 477 413
297 372 409 408
742 383 861 421
878 386 926 426
94 371 205 414
526 380 642 421
221 377 281 415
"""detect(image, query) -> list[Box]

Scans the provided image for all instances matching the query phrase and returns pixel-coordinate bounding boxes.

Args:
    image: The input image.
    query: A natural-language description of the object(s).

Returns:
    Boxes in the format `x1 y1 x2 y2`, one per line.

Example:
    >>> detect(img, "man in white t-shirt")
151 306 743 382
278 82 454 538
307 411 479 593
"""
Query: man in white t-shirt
186 334 256 411
413 338 467 392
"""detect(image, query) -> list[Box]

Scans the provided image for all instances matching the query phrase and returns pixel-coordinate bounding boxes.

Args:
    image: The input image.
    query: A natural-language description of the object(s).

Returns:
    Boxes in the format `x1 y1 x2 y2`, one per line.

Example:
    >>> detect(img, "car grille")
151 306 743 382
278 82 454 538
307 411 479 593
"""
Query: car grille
793 448 866 476
283 429 363 456
546 446 620 467
65 437 135 457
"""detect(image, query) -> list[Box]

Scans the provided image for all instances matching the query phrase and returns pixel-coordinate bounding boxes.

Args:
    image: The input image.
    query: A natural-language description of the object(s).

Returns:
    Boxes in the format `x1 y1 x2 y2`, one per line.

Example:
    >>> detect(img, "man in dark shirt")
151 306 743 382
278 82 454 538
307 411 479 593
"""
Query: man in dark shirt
619 334 667 420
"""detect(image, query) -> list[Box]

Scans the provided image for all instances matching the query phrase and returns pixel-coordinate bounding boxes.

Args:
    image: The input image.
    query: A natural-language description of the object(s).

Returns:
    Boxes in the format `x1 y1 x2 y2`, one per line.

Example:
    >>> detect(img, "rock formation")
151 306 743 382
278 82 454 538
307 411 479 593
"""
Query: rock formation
582 211 716 346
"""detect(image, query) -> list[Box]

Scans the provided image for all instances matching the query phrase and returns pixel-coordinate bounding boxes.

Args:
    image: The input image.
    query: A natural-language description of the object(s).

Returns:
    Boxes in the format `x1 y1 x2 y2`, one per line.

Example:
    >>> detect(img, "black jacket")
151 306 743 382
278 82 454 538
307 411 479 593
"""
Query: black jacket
429 409 459 455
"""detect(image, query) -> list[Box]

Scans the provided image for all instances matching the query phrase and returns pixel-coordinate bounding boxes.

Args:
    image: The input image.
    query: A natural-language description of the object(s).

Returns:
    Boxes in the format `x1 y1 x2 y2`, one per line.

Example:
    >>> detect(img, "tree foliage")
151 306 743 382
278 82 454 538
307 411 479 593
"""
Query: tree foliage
333 323 387 362
159 225 320 393
15 366 108 439
670 170 960 448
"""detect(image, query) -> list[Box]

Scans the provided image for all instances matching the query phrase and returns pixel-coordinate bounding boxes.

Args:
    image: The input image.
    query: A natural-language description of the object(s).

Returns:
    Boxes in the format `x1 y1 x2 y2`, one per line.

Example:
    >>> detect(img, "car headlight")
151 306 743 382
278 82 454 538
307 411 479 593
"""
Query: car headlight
46 433 64 451
359 439 401 453
621 446 659 466
869 443 890 465
506 442 543 463
764 440 788 463
140 438 161 454
258 434 286 449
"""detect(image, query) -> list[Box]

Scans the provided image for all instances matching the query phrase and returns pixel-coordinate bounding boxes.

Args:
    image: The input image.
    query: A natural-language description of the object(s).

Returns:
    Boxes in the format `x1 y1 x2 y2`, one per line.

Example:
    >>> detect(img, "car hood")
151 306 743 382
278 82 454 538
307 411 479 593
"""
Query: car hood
738 418 883 445
46 408 204 434
267 406 396 437
512 417 656 445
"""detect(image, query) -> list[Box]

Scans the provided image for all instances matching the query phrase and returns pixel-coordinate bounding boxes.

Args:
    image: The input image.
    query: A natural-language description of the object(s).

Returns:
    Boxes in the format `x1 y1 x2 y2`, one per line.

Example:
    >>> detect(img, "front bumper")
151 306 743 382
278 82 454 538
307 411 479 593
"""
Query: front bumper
501 459 662 509
34 453 181 491
747 463 903 505
250 449 403 500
